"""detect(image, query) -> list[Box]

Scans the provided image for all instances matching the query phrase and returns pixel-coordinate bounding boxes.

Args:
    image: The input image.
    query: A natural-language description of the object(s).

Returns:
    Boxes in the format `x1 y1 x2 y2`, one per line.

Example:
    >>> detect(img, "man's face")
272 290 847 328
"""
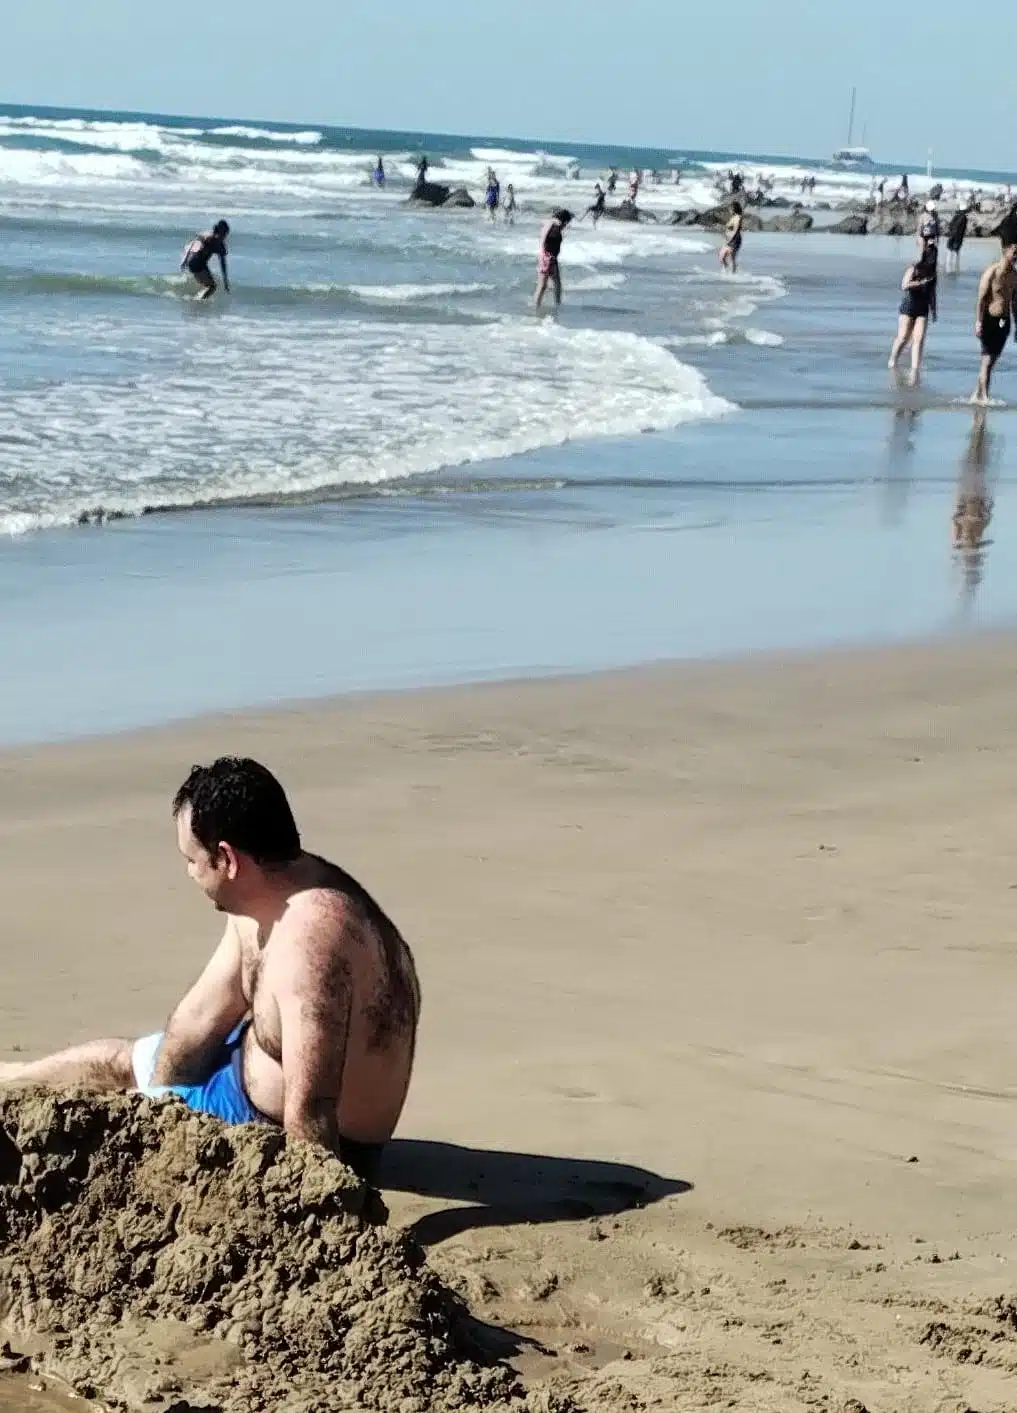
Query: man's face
176 804 235 911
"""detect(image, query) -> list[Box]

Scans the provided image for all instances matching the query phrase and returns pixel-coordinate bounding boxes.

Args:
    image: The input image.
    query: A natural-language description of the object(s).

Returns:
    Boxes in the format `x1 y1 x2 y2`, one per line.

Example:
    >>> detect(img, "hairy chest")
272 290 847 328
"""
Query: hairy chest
239 932 282 1062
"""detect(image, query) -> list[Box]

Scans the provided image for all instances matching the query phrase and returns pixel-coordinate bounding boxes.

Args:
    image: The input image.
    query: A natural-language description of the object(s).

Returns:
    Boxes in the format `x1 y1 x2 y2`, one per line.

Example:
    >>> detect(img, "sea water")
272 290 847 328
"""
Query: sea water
1 105 1016 742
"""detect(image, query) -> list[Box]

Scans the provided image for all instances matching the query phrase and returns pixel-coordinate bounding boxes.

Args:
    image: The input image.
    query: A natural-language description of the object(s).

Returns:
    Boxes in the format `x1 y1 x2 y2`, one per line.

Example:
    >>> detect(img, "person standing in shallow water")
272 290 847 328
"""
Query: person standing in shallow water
972 240 1017 404
535 208 573 312
180 220 230 300
719 202 744 274
0 757 421 1183
888 239 938 384
946 200 972 274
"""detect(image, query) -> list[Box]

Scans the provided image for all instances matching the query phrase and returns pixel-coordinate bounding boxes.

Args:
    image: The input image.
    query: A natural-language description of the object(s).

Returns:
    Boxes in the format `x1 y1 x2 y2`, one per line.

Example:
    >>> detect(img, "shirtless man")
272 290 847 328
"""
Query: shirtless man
180 220 230 301
972 242 1017 404
0 757 420 1183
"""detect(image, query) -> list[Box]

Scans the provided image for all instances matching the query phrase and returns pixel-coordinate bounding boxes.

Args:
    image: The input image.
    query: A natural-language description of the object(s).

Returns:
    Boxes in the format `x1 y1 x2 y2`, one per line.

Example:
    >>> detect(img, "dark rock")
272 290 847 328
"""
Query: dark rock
602 199 641 222
830 213 868 235
443 186 475 209
668 209 700 226
869 208 918 236
765 209 813 233
695 204 763 232
407 180 451 207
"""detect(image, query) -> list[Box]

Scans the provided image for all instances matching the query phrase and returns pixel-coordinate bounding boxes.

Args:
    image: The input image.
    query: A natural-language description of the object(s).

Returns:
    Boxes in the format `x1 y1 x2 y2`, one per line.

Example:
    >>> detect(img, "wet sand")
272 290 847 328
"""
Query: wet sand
4 637 1017 1409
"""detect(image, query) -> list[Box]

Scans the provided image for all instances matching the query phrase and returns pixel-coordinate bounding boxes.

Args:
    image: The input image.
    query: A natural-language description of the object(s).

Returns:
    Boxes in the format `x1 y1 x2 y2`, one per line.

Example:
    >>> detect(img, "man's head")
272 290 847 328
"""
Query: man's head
213 219 230 238
172 757 300 910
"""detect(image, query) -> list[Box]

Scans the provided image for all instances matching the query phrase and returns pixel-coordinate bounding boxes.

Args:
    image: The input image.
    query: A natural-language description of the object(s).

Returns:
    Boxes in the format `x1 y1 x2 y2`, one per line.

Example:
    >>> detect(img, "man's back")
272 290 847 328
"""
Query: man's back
239 854 420 1145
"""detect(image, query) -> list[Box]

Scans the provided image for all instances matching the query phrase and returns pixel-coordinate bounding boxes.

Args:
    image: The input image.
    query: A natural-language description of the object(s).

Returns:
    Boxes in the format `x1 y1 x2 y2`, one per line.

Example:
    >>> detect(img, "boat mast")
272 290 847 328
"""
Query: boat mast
847 87 856 147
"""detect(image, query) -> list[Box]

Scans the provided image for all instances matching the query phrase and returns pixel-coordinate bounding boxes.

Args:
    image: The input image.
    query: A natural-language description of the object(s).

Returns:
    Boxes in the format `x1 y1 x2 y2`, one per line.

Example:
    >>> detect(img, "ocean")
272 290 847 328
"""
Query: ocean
1 104 1017 743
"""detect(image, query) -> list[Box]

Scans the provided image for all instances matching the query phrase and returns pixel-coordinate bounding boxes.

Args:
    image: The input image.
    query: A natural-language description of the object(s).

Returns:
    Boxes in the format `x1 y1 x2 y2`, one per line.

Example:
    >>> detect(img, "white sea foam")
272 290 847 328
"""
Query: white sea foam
0 318 732 534
569 272 627 292
744 328 784 347
476 226 711 268
208 125 324 145
346 281 494 301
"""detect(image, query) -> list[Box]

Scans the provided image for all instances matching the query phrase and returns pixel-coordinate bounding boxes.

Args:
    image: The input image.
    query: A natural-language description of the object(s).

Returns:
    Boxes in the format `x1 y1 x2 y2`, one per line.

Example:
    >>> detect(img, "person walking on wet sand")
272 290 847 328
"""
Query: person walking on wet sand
180 220 230 300
0 757 420 1183
888 239 938 383
719 202 744 274
972 240 1017 403
535 207 573 311
946 200 972 274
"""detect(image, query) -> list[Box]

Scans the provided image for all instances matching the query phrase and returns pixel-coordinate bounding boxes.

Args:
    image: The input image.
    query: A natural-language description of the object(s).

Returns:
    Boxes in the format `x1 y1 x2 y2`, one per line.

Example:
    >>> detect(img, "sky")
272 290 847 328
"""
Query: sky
1 0 1013 172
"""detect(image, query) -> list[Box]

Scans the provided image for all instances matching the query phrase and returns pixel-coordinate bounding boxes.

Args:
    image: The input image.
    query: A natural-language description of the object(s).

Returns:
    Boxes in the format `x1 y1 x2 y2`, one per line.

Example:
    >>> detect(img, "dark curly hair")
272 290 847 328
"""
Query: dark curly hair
172 757 301 867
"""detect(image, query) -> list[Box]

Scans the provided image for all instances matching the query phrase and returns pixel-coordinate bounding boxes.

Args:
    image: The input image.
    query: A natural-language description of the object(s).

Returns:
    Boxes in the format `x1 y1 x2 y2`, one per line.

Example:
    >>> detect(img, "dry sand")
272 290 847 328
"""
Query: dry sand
4 636 1017 1410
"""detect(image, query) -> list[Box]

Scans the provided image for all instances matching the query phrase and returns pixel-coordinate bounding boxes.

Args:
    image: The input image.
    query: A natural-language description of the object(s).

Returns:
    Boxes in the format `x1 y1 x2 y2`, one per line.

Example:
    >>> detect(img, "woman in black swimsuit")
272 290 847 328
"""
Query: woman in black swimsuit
180 220 230 301
888 239 937 381
720 202 744 274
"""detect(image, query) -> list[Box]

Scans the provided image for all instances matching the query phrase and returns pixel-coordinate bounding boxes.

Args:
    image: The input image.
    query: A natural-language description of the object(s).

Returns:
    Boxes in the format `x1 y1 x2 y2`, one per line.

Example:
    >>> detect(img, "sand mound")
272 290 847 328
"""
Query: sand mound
0 1091 526 1413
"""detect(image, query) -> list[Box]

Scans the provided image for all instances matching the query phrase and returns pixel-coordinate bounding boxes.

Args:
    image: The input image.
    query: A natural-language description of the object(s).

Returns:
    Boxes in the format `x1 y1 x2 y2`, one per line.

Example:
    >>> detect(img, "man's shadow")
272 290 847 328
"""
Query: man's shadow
380 1139 692 1246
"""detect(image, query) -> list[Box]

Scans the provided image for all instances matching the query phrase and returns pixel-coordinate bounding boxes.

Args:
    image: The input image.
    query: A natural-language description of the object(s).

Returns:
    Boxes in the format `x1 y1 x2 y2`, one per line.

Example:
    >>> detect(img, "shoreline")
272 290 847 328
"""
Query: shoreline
0 624 1006 762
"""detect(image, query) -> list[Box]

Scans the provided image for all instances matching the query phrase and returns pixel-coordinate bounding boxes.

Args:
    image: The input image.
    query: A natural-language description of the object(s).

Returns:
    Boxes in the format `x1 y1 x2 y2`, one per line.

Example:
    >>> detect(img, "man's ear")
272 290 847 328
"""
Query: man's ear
217 842 241 880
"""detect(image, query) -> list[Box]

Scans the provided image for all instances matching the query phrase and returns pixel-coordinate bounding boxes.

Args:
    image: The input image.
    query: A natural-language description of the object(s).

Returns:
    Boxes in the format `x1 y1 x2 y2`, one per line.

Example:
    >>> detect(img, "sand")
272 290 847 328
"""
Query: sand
4 636 1017 1410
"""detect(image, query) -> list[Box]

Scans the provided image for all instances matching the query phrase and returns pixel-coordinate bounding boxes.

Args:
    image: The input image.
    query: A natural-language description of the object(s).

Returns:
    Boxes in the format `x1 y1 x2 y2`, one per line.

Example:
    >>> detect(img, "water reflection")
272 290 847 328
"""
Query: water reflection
952 408 997 607
883 400 921 525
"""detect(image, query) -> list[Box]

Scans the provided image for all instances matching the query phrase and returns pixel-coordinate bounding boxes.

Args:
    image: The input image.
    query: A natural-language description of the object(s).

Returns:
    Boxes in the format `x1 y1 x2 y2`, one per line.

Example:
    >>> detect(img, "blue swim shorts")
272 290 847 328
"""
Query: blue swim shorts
131 1023 268 1126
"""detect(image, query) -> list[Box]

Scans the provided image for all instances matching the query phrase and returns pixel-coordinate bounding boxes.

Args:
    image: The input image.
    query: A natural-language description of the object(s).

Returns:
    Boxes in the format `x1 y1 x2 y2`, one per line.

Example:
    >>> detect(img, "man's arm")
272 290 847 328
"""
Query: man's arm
151 919 247 1084
975 267 993 331
276 918 354 1152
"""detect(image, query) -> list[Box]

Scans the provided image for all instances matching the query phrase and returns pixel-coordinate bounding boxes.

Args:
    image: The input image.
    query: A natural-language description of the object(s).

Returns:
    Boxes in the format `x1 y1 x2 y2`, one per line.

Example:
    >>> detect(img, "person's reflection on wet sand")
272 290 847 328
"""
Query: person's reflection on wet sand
883 402 920 526
952 407 996 606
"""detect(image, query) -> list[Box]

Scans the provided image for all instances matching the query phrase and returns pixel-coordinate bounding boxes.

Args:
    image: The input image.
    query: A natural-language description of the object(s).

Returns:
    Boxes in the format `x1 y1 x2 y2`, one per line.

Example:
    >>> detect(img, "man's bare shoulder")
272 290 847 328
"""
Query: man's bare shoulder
286 888 362 944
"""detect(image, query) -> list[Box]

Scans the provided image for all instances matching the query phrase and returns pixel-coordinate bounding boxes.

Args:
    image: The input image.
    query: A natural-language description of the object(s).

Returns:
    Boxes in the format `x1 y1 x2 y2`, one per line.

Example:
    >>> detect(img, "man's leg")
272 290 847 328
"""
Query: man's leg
0 1038 134 1090
973 352 993 403
192 268 216 302
535 273 550 309
552 269 563 308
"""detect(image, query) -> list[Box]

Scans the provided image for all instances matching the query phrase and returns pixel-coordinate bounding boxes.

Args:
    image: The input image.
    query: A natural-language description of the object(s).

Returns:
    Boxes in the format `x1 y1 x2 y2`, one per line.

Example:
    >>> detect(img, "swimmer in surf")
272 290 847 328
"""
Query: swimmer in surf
535 208 573 311
484 169 501 221
586 183 606 227
503 183 517 224
972 241 1017 404
719 202 744 274
180 220 230 301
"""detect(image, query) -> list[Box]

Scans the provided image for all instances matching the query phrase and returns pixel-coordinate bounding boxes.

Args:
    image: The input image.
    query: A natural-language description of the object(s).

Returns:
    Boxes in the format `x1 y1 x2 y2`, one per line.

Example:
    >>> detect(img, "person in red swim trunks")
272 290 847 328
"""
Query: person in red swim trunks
535 207 574 312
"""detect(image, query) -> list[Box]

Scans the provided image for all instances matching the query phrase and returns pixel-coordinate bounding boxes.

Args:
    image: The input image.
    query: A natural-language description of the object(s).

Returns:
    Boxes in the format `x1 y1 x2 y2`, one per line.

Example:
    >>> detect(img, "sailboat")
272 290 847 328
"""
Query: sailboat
832 88 874 168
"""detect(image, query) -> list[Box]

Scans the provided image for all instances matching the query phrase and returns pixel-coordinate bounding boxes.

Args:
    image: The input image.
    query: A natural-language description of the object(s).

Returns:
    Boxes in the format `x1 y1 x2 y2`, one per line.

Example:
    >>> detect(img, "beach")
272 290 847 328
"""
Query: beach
5 104 1017 1411
5 639 1017 1410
